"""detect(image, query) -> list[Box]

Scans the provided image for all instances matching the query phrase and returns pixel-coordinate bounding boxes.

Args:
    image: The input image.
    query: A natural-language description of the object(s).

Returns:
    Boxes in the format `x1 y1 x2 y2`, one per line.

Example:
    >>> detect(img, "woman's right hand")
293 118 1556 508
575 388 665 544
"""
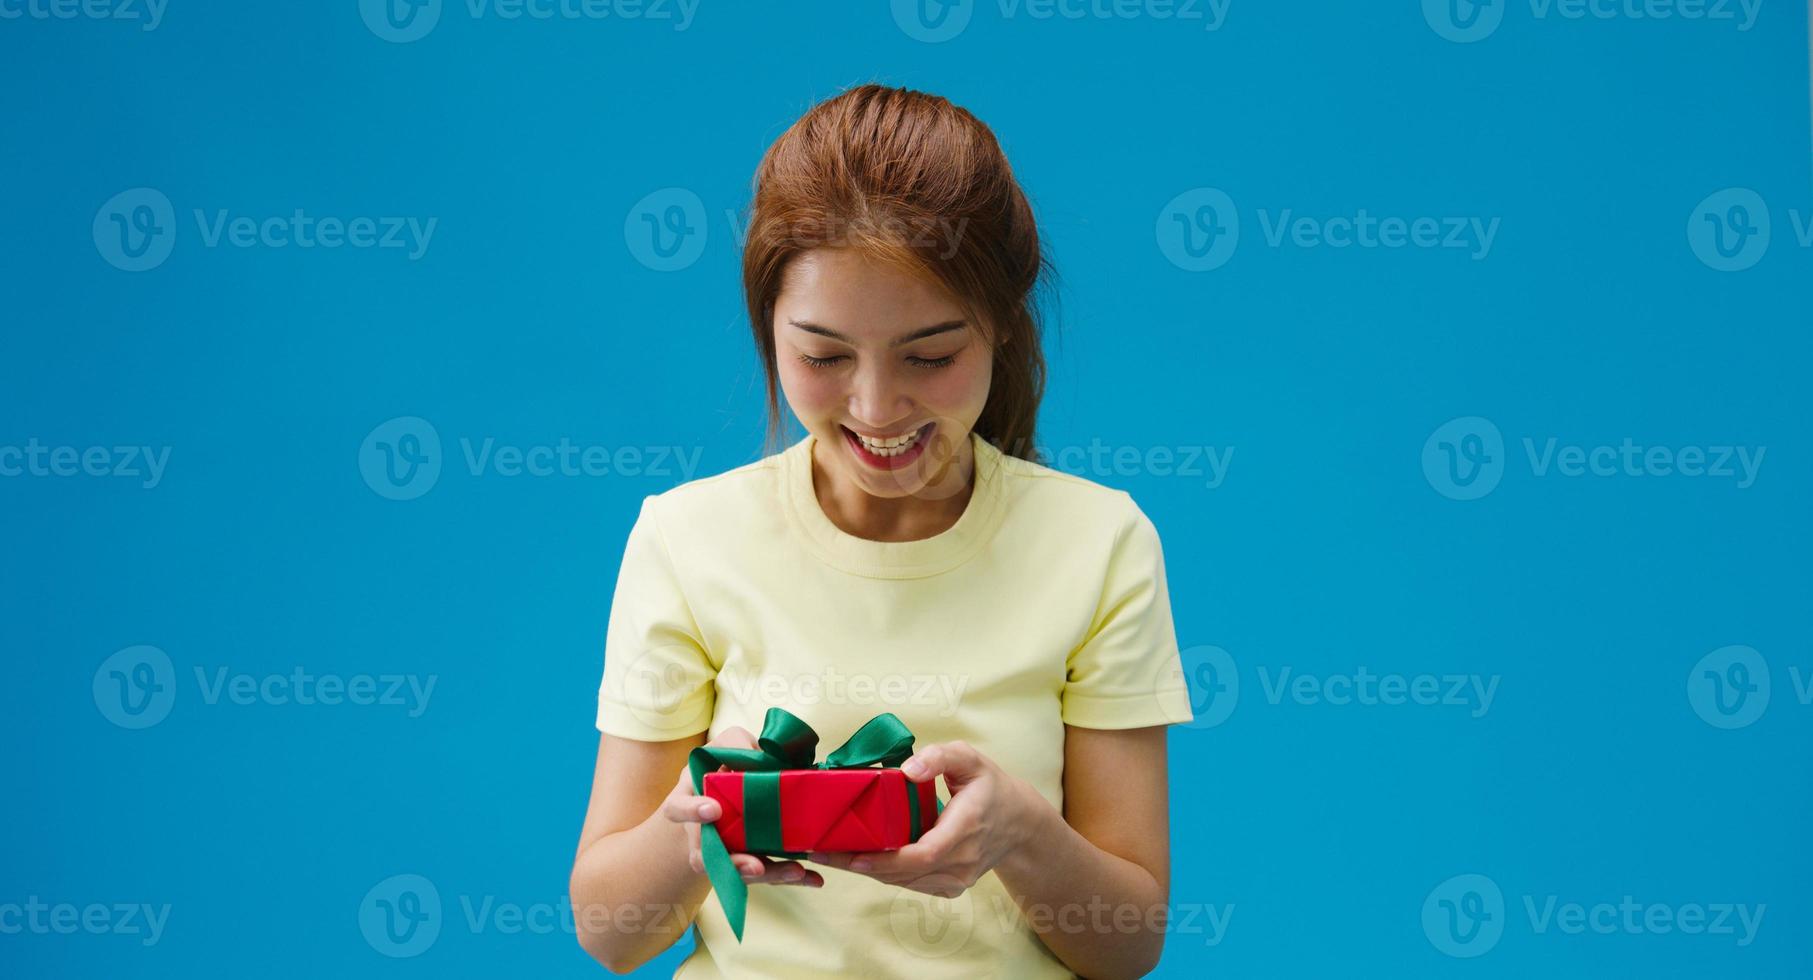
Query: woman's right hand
662 725 825 888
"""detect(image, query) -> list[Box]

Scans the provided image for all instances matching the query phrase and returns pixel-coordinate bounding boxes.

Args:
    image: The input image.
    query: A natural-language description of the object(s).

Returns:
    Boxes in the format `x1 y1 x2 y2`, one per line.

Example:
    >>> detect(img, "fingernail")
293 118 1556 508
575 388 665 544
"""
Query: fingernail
698 800 719 820
901 758 927 779
849 859 872 872
806 851 827 863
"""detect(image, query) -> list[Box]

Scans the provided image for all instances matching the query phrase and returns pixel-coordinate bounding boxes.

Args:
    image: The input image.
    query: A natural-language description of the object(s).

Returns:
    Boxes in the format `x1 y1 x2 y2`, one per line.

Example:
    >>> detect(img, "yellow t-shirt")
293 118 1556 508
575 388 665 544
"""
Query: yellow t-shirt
595 429 1194 979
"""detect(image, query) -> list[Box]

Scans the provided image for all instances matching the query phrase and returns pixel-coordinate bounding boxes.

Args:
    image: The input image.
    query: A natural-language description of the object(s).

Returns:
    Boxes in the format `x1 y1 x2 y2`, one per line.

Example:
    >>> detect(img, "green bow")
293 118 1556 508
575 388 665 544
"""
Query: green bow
688 708 939 941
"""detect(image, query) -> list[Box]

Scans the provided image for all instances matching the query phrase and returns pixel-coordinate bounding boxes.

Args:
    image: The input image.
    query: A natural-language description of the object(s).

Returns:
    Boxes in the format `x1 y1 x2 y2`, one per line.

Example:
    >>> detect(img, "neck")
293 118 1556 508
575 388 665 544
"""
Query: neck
810 433 976 542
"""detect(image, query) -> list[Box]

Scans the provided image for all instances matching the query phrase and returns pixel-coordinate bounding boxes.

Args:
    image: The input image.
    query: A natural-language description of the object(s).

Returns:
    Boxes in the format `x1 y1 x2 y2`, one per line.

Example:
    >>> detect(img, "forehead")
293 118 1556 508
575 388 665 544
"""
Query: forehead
776 248 967 338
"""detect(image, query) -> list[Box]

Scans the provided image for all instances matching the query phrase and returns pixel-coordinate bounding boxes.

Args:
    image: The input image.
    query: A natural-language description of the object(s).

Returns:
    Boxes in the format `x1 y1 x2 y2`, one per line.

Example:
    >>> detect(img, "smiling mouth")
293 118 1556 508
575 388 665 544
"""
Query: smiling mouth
841 422 934 469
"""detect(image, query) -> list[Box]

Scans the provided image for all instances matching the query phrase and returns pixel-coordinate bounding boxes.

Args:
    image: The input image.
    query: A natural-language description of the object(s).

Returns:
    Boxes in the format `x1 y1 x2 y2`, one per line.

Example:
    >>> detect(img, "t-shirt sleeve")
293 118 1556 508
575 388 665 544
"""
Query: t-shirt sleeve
1060 497 1195 729
594 495 718 741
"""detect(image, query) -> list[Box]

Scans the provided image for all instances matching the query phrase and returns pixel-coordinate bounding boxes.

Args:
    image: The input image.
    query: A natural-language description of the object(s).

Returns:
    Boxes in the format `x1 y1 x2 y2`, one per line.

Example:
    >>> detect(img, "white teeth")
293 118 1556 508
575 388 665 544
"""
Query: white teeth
852 425 926 457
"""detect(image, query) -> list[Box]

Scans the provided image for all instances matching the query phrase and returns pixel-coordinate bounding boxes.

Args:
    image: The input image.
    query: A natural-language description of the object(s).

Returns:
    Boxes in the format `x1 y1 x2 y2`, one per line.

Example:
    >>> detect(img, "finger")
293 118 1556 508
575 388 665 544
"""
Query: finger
805 850 854 871
686 821 703 874
805 849 912 885
901 741 981 785
711 725 757 748
661 793 721 825
733 855 822 887
838 836 943 878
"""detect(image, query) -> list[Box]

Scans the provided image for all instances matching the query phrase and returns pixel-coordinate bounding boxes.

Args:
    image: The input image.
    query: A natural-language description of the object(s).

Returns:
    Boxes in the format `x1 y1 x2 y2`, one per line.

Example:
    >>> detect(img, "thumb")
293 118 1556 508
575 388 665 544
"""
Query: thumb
900 741 983 790
711 725 758 749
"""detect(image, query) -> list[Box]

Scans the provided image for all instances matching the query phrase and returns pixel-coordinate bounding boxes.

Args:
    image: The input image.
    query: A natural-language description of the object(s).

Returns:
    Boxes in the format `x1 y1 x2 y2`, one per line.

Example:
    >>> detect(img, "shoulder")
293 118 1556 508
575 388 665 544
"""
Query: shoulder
990 445 1162 549
630 449 787 548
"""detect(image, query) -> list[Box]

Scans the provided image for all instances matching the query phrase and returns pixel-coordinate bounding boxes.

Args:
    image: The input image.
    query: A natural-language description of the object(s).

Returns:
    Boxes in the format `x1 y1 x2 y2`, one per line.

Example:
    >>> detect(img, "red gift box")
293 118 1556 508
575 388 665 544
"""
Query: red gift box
703 768 939 853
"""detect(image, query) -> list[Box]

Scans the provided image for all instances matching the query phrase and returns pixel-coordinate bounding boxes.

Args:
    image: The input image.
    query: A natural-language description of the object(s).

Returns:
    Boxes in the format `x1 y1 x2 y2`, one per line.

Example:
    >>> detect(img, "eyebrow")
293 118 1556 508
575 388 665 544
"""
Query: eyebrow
787 319 967 348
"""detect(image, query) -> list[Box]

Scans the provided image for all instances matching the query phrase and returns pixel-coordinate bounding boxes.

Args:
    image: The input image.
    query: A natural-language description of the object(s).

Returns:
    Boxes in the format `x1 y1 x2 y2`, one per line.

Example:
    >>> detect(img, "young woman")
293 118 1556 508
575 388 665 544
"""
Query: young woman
571 83 1194 979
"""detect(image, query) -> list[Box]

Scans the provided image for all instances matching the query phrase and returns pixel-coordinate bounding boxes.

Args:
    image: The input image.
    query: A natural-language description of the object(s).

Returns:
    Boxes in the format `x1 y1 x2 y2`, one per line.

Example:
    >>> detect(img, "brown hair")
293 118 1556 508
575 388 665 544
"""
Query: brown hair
741 83 1054 461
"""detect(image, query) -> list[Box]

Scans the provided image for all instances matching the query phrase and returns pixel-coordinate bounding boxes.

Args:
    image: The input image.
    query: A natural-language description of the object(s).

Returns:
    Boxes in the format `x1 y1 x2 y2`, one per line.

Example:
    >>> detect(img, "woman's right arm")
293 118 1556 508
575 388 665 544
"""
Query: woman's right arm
570 731 710 973
570 729 825 974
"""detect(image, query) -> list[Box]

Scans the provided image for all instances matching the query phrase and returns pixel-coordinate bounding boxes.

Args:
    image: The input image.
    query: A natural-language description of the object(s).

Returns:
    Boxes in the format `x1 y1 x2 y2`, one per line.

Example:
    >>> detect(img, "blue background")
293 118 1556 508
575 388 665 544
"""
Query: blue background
3 0 1810 976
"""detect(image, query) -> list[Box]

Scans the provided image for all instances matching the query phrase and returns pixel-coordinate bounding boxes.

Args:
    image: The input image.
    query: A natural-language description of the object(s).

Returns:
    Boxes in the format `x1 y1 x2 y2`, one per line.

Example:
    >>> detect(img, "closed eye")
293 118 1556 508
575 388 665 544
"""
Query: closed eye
794 352 959 369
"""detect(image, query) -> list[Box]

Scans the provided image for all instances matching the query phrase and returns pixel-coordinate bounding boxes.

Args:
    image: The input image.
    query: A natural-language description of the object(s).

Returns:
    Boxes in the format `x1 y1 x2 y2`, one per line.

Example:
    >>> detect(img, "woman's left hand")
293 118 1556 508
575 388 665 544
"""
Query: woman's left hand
808 740 1036 898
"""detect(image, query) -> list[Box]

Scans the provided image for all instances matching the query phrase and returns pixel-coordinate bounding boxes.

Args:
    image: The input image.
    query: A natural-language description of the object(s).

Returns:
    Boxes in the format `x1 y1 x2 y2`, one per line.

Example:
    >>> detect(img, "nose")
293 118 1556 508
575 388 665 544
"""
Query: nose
847 361 914 431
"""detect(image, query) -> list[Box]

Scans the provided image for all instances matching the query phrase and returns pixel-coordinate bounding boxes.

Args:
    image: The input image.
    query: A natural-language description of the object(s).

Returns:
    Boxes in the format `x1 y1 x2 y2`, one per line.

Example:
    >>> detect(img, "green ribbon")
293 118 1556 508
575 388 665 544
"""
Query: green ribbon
687 708 943 941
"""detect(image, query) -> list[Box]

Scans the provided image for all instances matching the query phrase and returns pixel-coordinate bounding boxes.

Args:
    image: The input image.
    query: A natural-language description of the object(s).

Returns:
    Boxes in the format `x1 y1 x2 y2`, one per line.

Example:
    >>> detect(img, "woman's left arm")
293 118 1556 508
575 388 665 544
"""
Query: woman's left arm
810 724 1173 979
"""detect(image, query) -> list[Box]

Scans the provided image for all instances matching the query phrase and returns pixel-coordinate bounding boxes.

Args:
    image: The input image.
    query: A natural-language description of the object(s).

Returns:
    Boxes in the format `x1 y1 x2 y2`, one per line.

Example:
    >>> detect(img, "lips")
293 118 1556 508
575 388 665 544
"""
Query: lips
841 422 934 470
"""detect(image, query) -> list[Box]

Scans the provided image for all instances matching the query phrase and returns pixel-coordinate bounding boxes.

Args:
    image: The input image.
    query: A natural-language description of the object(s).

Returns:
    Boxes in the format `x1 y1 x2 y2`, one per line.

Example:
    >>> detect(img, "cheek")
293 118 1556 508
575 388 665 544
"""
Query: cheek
777 360 840 413
940 357 993 407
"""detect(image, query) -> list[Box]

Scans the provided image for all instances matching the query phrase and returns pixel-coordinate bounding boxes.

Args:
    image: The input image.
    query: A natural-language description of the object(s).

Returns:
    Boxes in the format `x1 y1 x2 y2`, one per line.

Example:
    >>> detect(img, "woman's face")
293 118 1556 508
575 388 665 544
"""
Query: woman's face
772 247 993 500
